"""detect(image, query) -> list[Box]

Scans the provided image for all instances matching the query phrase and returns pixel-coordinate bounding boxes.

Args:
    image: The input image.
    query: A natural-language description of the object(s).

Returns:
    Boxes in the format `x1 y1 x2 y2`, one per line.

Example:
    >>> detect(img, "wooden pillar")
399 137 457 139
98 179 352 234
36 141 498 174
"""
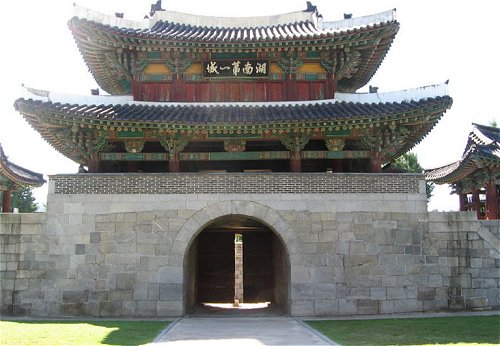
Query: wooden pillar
471 188 481 220
128 161 139 173
486 182 499 220
286 74 297 101
290 151 301 173
88 159 101 173
234 234 243 306
458 193 467 212
333 159 343 172
2 190 12 213
169 152 180 173
369 155 382 173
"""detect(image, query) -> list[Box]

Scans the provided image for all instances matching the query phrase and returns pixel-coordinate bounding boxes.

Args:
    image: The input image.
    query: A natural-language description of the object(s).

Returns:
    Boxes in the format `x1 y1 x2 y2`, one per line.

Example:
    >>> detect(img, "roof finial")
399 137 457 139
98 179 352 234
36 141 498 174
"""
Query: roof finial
150 0 164 17
305 1 317 13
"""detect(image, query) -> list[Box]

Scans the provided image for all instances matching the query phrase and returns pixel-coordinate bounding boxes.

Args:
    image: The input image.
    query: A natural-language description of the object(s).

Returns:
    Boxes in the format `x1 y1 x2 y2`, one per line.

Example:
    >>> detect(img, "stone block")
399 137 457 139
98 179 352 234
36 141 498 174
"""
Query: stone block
354 224 374 241
379 300 395 314
347 287 370 299
105 254 139 265
344 255 364 267
136 300 157 316
117 242 136 254
357 299 379 314
394 230 414 245
349 241 366 255
375 230 394 245
116 273 135 290
88 232 100 244
121 301 136 316
387 287 406 300
100 301 122 317
114 230 137 243
75 244 86 255
291 283 314 299
338 299 357 315
314 299 338 316
158 266 183 284
394 299 423 313
291 299 314 316
418 287 435 300
62 290 88 304
159 283 183 301
319 230 338 242
95 222 115 233
313 267 334 283
109 289 132 301
133 283 148 301
313 283 336 299
370 287 386 300
157 301 183 317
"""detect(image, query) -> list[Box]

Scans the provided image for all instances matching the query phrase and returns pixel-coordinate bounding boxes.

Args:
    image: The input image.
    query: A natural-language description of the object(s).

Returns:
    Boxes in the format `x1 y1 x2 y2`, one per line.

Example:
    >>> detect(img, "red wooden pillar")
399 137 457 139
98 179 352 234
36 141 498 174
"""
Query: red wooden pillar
173 76 186 101
458 193 466 211
485 182 499 220
333 159 343 172
87 160 100 173
290 151 301 173
169 152 180 172
369 155 382 173
471 188 481 220
128 161 139 173
2 190 12 213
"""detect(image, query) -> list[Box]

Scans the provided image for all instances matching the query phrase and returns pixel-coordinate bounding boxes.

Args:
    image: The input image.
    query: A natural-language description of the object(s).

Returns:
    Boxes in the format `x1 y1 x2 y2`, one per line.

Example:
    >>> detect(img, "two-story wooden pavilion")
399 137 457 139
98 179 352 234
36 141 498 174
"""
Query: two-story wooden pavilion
14 3 452 175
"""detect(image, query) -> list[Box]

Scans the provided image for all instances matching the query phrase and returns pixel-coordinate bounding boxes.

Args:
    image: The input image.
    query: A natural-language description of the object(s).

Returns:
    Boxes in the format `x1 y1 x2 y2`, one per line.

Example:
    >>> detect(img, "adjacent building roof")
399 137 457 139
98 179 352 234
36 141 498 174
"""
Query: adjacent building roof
15 83 452 164
425 123 500 187
69 5 399 94
0 144 45 190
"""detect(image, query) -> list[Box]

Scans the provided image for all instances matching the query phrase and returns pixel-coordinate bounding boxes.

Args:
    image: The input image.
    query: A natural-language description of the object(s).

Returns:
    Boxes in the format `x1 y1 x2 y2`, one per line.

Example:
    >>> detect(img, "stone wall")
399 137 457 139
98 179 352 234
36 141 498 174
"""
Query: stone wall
0 173 498 317
0 213 48 315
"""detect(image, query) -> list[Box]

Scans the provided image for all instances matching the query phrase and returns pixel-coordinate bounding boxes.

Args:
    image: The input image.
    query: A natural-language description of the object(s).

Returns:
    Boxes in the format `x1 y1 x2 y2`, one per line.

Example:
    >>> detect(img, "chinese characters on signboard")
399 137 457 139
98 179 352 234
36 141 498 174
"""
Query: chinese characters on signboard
203 60 269 78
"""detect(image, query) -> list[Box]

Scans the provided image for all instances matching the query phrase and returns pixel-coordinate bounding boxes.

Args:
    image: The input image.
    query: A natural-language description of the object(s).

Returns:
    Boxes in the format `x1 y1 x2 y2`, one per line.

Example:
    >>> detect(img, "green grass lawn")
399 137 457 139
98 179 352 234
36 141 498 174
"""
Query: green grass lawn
0 320 169 346
307 315 500 346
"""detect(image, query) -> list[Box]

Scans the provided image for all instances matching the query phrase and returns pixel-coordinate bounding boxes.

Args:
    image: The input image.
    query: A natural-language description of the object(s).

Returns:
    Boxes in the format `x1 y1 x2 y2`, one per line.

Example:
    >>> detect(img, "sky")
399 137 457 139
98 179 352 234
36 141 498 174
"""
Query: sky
0 0 498 211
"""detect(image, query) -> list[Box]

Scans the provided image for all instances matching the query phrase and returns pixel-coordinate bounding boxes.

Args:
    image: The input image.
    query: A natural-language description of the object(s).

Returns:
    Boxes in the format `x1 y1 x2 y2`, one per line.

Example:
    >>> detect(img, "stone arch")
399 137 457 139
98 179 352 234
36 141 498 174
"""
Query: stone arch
171 200 303 314
170 200 302 263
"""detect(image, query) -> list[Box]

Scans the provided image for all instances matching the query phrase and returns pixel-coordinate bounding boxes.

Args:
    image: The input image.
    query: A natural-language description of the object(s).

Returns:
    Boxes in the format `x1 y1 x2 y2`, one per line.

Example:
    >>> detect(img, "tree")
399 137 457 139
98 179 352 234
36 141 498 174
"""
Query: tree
9 187 38 212
393 152 434 201
489 119 497 128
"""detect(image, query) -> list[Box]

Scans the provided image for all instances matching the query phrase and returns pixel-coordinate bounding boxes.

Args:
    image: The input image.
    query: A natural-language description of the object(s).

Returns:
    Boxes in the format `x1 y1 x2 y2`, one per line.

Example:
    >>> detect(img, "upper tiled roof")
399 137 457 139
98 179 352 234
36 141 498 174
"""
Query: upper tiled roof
69 5 399 95
0 144 45 190
425 124 500 184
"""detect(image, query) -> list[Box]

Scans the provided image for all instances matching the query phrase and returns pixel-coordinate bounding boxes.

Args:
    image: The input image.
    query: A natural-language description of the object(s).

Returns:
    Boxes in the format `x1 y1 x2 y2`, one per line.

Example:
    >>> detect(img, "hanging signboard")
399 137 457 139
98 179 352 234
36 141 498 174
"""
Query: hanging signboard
203 60 269 78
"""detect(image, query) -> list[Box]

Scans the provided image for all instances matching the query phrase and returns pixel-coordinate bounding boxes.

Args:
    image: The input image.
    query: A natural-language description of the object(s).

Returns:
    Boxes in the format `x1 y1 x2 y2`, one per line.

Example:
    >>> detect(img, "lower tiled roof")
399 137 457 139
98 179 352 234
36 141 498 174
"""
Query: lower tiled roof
16 96 451 125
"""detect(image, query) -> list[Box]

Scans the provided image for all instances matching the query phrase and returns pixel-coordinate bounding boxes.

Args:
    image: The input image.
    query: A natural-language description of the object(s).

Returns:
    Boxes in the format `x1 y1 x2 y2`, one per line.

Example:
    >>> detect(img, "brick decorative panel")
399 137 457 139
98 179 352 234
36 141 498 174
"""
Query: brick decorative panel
51 173 422 195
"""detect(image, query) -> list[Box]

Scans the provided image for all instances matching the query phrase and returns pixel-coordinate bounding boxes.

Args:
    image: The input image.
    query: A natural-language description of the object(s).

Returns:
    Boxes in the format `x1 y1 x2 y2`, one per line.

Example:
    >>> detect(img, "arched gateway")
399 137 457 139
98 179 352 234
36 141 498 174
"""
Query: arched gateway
171 200 302 314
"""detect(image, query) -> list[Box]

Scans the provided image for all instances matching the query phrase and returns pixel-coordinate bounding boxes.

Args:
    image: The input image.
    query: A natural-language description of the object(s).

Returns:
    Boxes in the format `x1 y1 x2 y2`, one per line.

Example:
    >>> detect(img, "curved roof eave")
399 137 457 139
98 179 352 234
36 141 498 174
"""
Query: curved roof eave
0 144 45 189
